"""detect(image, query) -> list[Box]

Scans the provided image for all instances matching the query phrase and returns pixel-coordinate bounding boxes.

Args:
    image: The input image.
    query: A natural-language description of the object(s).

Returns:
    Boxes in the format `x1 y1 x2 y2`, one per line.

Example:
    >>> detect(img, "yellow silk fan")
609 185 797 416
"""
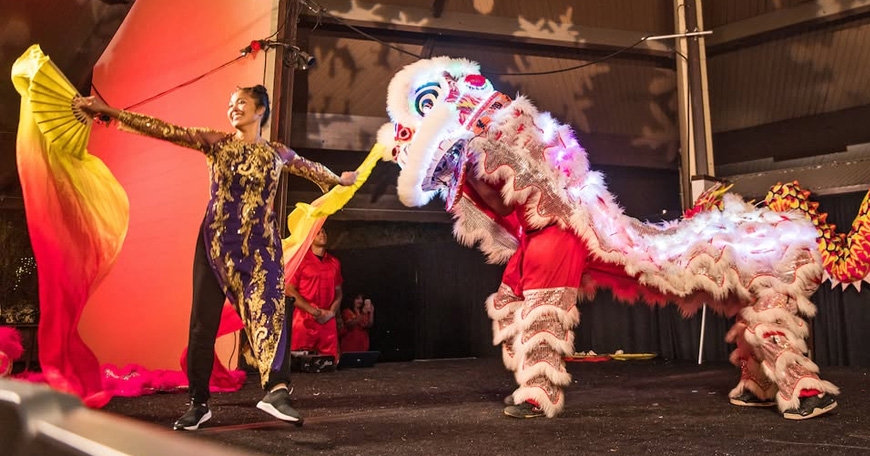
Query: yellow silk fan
13 44 92 159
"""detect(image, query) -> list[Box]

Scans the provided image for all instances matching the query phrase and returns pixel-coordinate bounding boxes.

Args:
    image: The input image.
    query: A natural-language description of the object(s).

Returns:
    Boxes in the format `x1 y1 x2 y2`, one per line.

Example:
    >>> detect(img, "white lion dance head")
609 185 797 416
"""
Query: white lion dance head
378 57 502 208
378 56 590 216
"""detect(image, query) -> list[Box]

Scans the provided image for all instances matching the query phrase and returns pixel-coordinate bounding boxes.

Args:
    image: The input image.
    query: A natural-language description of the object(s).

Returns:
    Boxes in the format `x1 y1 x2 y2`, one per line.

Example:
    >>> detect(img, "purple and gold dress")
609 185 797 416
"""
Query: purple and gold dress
116 111 339 386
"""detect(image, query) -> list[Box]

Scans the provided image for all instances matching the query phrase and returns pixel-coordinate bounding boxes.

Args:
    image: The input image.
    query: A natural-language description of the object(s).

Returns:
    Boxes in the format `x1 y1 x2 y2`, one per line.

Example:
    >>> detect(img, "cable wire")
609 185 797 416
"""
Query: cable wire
298 0 423 59
484 37 649 76
264 0 295 41
120 55 245 110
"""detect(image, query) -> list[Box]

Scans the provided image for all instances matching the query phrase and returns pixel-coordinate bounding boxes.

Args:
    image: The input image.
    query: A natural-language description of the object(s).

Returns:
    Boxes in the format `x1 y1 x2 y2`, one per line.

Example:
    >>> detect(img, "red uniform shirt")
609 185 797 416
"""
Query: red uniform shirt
291 249 342 309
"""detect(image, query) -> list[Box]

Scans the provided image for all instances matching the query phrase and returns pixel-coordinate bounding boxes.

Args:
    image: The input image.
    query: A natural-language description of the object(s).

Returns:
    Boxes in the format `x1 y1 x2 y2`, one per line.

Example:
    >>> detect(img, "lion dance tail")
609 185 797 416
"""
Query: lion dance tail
765 181 870 287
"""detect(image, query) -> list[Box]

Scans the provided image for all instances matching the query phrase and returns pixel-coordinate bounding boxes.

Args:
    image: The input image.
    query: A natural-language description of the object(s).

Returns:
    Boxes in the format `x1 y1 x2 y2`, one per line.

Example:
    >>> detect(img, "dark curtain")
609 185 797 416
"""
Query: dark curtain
334 242 502 362
576 293 733 362
332 245 421 362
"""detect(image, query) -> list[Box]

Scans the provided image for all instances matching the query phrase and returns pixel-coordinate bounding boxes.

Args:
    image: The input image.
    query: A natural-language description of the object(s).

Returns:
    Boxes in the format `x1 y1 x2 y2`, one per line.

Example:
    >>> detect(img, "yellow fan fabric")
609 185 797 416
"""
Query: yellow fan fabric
11 44 129 407
282 144 384 276
23 51 92 158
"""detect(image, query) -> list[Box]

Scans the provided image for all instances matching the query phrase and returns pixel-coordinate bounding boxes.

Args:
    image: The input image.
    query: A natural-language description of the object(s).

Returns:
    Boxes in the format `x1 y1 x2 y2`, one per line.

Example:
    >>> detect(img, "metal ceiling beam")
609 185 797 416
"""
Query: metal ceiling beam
289 113 679 170
300 0 673 59
707 0 870 52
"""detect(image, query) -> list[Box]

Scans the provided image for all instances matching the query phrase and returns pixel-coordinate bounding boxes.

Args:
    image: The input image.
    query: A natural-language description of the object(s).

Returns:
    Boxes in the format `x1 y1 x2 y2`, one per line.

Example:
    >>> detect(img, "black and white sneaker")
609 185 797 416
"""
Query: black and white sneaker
257 387 304 426
729 390 775 407
173 402 212 431
503 394 516 406
783 394 837 420
503 401 545 419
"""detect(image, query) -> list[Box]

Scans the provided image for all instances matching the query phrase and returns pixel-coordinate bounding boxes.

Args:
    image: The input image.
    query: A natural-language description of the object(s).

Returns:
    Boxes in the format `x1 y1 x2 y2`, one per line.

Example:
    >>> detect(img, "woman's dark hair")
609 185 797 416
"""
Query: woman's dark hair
342 292 365 310
238 84 271 128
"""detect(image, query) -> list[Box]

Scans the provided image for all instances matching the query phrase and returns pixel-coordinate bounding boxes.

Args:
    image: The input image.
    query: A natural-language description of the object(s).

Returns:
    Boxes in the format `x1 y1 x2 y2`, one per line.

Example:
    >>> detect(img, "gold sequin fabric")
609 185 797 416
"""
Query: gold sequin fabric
473 139 576 227
284 155 341 192
737 356 774 396
525 374 564 407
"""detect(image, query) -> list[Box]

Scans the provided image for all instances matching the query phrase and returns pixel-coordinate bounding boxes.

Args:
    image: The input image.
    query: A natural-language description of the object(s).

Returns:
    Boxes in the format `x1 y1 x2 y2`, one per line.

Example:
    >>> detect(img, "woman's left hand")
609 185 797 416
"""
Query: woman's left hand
339 171 359 186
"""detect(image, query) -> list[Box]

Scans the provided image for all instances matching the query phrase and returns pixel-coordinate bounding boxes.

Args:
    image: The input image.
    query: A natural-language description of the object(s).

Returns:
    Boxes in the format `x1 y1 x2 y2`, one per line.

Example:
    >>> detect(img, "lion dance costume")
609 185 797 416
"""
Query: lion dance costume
377 57 838 419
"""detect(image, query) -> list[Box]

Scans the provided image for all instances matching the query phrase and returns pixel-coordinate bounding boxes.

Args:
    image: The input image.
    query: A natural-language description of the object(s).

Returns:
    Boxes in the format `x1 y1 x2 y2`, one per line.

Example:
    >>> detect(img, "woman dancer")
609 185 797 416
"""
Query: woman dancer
74 85 357 430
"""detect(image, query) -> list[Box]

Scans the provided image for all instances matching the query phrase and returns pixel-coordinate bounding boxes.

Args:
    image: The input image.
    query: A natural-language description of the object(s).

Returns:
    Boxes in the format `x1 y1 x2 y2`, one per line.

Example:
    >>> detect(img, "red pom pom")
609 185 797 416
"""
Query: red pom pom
464 74 486 87
395 124 413 141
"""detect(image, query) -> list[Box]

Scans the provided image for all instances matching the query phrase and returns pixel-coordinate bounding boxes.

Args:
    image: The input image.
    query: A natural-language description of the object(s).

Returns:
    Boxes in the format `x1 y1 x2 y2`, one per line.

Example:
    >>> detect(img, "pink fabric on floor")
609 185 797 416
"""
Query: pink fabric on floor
13 304 247 398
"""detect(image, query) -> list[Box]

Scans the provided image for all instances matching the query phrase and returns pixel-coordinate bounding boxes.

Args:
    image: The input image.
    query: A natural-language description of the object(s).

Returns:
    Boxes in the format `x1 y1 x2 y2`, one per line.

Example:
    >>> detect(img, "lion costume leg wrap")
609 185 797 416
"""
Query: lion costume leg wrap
486 225 585 417
487 283 524 372
727 292 839 412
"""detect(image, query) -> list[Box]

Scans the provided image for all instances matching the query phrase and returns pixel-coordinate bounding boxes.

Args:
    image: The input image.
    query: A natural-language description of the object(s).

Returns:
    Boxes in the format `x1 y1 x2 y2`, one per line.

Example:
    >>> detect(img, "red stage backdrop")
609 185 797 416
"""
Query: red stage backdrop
79 0 277 370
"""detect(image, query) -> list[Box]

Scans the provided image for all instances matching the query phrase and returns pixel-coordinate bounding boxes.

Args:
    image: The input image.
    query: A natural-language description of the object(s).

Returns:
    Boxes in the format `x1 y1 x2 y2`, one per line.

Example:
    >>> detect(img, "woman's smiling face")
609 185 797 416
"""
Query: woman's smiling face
227 90 263 129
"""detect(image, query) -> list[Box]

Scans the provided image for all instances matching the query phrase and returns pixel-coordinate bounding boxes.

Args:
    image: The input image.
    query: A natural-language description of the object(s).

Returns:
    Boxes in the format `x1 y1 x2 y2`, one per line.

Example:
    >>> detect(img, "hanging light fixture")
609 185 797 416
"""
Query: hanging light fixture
240 40 316 70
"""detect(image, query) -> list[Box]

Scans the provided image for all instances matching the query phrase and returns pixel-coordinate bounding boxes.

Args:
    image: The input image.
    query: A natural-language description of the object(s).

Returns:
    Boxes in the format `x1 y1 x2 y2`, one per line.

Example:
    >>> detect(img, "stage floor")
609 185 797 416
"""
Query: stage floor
103 358 869 456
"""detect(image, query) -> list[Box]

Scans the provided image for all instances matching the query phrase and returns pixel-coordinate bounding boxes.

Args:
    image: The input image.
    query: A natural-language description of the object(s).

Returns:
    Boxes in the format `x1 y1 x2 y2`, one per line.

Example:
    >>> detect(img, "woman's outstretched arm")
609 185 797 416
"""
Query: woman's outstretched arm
73 96 225 153
277 144 357 192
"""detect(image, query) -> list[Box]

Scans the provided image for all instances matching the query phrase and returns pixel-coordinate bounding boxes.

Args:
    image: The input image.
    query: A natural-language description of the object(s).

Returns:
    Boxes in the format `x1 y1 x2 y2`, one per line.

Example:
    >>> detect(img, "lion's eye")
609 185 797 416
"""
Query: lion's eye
413 82 441 117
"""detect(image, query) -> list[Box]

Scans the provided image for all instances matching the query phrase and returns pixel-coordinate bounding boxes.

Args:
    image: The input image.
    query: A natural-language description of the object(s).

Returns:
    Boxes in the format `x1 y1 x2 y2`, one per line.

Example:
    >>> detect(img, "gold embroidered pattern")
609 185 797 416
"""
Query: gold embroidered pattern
503 341 516 359
752 293 797 313
493 282 521 311
117 111 214 153
758 331 814 402
284 155 340 193
738 357 774 392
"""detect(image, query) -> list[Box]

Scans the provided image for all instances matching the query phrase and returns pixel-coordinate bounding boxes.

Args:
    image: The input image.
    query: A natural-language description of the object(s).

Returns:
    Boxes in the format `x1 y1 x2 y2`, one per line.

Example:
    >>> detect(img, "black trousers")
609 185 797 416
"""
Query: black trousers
187 220 292 403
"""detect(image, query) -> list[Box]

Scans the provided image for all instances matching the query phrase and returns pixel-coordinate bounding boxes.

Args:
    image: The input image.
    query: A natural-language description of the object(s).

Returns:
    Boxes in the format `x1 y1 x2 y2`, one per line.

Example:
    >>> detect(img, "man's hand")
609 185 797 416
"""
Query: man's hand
315 309 335 324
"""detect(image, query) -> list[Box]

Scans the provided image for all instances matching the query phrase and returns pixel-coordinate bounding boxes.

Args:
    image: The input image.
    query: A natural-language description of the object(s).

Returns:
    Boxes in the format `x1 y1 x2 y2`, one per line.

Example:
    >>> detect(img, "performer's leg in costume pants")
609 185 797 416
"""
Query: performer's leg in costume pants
727 291 839 414
187 224 225 404
486 225 587 417
187 222 292 404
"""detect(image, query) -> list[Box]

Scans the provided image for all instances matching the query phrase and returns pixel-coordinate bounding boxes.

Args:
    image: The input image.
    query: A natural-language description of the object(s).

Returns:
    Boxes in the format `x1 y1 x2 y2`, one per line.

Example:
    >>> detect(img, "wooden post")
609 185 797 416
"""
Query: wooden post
674 0 716 364
272 0 301 238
